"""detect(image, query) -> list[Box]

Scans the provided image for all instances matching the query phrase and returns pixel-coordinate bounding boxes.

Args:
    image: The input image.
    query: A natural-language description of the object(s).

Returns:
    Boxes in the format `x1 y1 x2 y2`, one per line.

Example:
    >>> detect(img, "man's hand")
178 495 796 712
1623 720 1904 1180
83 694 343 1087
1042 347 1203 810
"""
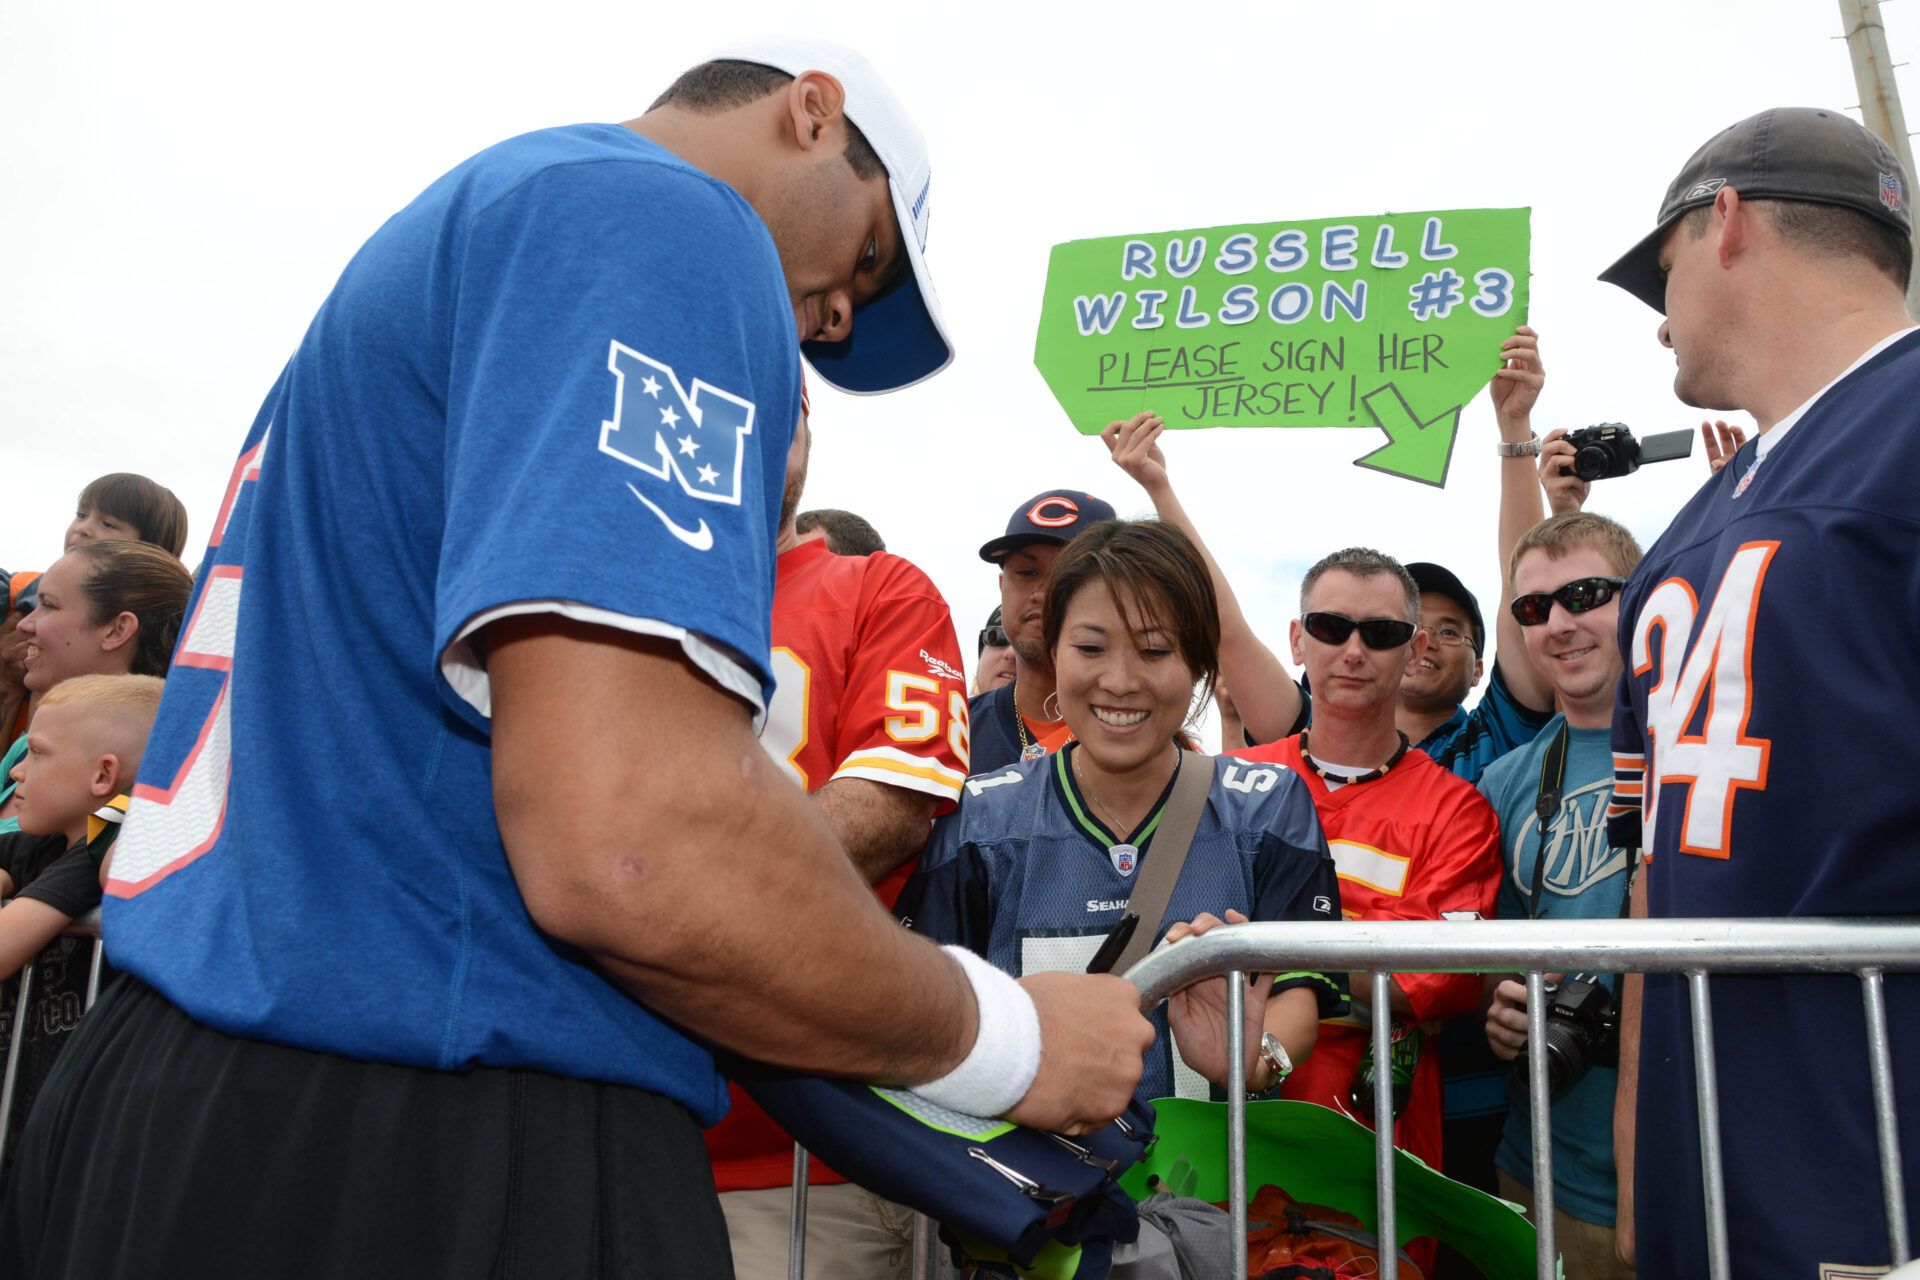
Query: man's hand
1163 910 1270 1085
1005 970 1154 1135
1101 412 1170 494
1490 325 1544 430
1537 428 1590 516
1701 419 1748 475
1484 977 1530 1061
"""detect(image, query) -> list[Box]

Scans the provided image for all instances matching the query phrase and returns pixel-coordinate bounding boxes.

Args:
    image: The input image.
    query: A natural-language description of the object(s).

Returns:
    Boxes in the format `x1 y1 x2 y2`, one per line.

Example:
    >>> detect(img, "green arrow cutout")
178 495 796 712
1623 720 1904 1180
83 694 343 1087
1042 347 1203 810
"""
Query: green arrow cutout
1353 384 1463 488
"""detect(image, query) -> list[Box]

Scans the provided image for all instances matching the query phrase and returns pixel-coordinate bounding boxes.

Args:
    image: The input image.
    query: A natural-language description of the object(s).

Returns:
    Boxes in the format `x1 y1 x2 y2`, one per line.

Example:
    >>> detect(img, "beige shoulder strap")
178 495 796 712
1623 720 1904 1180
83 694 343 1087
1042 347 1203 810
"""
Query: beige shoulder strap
1111 753 1214 976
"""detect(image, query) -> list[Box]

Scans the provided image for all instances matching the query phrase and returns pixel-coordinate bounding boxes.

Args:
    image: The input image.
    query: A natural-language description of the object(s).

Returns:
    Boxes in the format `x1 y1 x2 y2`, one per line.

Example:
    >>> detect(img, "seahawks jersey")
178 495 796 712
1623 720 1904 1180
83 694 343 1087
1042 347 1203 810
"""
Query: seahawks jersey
898 748 1345 1103
1609 329 1920 1278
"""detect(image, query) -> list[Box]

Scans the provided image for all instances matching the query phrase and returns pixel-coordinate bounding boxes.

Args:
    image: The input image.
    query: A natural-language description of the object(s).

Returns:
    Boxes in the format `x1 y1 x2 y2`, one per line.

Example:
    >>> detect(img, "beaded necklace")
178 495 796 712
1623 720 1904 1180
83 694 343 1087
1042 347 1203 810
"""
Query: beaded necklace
1298 728 1411 786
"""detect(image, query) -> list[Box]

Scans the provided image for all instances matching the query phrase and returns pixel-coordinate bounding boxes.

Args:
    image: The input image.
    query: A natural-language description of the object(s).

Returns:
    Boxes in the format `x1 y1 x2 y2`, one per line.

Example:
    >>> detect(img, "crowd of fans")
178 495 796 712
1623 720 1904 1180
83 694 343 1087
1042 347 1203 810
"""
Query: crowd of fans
1 42 1914 1280
0 345 1727 1278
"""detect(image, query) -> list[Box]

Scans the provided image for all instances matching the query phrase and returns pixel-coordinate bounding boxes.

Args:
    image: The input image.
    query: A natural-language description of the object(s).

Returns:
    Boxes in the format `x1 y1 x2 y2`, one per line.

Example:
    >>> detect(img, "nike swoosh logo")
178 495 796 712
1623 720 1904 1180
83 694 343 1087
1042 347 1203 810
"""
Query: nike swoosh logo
627 484 714 551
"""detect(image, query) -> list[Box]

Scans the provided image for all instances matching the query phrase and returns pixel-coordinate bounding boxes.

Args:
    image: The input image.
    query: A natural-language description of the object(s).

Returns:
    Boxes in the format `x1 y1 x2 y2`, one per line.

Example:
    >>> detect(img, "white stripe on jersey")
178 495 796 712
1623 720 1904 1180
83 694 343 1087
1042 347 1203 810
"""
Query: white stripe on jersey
1329 839 1410 897
832 745 967 800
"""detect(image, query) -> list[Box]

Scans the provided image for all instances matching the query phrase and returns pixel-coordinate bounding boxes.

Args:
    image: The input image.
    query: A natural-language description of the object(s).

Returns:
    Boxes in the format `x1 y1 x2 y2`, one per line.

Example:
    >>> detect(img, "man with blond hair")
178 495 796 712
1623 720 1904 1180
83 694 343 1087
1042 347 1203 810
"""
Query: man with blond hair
1479 513 1641 1279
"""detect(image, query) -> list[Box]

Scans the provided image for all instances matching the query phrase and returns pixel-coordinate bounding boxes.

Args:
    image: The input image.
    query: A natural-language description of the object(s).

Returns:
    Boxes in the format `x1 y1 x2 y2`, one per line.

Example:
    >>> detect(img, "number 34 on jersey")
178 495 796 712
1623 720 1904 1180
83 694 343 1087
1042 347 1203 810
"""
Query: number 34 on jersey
1626 541 1778 860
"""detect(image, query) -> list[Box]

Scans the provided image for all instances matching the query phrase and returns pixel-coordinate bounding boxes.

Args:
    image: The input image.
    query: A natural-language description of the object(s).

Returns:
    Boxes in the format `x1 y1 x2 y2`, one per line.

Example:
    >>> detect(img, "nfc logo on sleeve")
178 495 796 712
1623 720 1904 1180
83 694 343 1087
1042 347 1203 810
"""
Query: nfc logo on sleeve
599 343 758 550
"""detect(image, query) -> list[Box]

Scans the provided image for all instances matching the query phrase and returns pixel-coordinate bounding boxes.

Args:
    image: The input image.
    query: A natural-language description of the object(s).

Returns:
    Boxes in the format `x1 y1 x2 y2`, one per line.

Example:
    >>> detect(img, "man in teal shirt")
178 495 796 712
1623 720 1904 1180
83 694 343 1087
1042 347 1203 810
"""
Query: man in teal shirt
1480 511 1643 1279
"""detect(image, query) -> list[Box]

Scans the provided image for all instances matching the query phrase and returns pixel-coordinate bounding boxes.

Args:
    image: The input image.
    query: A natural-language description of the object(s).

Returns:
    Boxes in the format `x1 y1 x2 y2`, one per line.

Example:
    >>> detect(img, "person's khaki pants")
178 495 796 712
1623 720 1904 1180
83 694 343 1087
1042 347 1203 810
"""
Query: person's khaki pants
720 1181 918 1280
1497 1168 1635 1279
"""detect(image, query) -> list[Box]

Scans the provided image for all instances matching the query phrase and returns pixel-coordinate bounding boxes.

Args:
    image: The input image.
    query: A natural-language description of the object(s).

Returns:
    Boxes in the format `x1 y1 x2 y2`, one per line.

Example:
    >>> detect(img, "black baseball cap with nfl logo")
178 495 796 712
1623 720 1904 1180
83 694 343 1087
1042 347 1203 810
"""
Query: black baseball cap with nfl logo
978 489 1117 562
1601 106 1914 313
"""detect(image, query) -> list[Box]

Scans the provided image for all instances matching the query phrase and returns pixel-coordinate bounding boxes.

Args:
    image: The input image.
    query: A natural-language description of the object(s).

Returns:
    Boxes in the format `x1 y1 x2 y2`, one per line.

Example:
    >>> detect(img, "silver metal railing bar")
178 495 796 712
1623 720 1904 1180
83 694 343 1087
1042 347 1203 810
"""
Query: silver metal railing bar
0 960 36 1169
1372 971 1399 1280
1687 969 1731 1280
1126 919 1920 1001
1864 968 1914 1264
1226 971 1247 1280
1526 970 1556 1280
787 1141 810 1280
0 908 103 1170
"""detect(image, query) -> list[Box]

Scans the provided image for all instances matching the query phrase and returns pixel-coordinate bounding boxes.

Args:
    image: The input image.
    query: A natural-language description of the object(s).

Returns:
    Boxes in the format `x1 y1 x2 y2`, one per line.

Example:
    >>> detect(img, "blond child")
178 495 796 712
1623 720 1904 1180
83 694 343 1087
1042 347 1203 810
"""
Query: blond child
0 674 162 977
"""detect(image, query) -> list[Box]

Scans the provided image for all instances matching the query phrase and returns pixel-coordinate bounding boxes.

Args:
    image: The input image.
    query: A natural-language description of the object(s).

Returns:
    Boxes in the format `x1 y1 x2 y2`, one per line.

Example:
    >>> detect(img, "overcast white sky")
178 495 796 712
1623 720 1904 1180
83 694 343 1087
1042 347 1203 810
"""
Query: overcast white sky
4 0 1911 734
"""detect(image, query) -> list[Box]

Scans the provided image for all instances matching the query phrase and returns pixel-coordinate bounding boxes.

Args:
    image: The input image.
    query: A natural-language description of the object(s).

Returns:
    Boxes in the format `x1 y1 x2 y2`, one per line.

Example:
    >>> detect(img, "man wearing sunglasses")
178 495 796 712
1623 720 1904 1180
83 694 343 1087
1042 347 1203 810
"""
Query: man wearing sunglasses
1477 513 1642 1279
972 605 1015 697
1596 107 1920 1280
1232 549 1500 1263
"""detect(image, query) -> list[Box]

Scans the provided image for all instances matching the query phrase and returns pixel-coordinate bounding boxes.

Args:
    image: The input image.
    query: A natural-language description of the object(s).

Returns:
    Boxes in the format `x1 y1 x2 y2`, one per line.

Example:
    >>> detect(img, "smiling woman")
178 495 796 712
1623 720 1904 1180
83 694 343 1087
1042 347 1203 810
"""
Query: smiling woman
899 519 1349 1105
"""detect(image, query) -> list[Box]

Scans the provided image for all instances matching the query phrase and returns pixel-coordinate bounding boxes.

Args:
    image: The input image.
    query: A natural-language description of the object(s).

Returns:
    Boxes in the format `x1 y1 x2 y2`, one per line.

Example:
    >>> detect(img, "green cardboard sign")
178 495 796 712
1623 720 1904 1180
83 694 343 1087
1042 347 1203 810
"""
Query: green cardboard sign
1033 209 1530 486
1122 1099 1549 1280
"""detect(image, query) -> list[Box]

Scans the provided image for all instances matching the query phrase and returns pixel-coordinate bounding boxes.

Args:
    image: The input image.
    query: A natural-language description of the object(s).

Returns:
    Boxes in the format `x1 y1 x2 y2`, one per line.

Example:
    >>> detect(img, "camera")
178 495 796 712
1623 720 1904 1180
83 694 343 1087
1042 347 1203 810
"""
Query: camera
1507 973 1619 1104
1561 423 1695 481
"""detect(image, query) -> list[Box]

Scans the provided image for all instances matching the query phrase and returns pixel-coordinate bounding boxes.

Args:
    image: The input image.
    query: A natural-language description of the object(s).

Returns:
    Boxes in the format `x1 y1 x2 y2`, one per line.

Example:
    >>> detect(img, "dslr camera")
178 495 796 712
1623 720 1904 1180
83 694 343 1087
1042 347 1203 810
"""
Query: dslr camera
1560 423 1694 481
1507 972 1620 1104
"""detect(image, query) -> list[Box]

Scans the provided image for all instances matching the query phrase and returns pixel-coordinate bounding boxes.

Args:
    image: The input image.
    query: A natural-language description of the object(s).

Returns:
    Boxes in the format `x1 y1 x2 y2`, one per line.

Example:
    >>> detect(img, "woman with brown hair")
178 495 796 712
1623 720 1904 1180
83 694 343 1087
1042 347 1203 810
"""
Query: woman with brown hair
0 541 193 834
900 518 1345 1103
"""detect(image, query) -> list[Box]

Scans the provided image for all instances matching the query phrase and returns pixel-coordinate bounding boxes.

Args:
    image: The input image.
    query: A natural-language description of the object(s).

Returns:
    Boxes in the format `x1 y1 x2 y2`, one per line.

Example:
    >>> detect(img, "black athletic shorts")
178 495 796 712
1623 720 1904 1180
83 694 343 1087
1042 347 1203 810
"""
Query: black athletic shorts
1 976 733 1278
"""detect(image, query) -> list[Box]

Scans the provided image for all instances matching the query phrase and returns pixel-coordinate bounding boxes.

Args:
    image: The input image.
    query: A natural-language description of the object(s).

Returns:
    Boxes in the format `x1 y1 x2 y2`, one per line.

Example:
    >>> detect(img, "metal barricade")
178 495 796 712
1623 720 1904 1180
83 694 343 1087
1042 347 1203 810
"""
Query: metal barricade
1124 917 1920 1280
776 917 1916 1280
0 907 103 1171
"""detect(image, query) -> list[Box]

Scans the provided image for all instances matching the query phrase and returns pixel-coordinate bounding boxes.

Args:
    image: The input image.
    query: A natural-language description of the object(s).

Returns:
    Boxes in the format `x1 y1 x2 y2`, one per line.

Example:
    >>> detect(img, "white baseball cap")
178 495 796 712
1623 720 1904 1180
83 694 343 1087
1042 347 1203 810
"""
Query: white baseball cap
709 35 955 395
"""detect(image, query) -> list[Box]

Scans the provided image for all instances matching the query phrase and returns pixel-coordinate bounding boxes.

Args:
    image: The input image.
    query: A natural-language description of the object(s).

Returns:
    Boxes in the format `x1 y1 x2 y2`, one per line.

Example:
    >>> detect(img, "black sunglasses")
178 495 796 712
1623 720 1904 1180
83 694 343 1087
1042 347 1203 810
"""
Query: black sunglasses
1301 612 1418 650
1509 577 1628 627
977 625 1009 652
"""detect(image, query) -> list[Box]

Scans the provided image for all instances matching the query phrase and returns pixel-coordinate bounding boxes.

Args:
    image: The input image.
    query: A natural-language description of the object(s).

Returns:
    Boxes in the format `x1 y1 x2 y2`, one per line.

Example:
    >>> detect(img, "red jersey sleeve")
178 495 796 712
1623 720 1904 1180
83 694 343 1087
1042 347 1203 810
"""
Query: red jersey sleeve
828 553 971 814
1391 782 1502 1022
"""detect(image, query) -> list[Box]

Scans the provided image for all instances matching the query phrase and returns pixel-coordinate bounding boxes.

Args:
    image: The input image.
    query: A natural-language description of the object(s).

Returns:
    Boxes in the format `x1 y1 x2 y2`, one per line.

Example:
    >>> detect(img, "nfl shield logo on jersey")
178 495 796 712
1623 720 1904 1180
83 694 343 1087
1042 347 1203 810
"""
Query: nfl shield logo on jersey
598 342 757 551
1109 843 1138 876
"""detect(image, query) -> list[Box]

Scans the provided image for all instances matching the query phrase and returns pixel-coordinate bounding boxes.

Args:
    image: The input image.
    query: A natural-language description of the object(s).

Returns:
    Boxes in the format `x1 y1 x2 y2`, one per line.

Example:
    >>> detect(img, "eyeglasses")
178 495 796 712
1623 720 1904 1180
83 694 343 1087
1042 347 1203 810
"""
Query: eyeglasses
978 625 1009 652
1301 612 1418 650
1422 624 1475 649
1509 577 1628 627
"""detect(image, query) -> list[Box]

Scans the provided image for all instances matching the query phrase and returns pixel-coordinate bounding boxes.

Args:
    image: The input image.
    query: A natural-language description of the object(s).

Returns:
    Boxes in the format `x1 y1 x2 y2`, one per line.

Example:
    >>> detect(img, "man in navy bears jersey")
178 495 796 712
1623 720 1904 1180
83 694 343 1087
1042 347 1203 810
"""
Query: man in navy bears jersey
1 38 1156 1278
967 489 1119 773
1600 107 1919 1279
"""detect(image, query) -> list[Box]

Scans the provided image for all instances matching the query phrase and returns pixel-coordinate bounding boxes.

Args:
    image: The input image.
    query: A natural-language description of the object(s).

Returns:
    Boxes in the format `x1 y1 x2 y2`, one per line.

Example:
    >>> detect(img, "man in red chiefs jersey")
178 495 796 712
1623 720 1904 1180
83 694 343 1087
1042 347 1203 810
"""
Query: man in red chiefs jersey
707 384 971 1278
1231 546 1500 1274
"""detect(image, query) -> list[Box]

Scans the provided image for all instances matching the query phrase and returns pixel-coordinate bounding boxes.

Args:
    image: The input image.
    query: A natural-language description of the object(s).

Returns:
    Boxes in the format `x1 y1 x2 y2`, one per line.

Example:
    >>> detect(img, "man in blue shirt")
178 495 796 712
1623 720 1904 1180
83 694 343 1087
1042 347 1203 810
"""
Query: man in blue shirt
1480 513 1643 1280
2 40 1154 1279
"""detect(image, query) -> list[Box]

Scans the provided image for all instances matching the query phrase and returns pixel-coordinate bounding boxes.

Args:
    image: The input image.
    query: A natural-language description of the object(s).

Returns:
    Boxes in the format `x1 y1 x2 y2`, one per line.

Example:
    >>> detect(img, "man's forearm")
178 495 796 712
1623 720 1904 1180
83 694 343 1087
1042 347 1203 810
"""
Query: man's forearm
488 618 976 1084
1139 475 1301 742
812 776 938 885
1494 421 1553 711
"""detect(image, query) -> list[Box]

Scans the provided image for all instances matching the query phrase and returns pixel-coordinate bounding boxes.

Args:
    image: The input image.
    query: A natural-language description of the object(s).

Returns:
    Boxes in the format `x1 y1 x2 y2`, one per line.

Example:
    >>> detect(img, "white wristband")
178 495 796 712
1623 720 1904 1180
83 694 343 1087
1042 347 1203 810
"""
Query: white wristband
910 946 1043 1119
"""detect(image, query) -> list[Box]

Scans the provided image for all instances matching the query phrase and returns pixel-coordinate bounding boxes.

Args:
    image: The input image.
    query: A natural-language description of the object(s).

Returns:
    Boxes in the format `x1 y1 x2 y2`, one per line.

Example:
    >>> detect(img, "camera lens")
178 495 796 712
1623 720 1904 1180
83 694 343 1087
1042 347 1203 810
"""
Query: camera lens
1572 446 1611 482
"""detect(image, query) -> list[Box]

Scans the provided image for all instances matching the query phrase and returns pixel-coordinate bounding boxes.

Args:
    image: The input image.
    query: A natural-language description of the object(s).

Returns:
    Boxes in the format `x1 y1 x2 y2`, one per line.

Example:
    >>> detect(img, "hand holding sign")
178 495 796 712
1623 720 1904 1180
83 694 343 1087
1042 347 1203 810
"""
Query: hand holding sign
1035 209 1531 487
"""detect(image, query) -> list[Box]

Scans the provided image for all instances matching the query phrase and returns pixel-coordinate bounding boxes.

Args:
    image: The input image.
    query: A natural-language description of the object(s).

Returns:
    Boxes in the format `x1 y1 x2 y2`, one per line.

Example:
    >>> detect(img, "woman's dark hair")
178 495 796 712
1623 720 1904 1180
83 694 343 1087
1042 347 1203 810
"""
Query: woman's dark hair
77 472 191 558
1040 519 1222 716
71 540 194 677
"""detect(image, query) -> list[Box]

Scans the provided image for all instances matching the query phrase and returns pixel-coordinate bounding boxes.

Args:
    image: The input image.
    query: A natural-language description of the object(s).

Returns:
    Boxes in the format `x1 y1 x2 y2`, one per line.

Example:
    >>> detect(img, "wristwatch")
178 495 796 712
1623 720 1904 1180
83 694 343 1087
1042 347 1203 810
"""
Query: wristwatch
1253 1032 1293 1094
1495 434 1542 457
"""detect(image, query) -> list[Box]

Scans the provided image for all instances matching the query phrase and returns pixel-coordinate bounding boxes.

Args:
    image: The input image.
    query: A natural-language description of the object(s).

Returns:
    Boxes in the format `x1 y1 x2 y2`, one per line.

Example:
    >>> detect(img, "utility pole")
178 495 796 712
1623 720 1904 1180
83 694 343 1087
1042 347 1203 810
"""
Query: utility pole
1838 0 1920 316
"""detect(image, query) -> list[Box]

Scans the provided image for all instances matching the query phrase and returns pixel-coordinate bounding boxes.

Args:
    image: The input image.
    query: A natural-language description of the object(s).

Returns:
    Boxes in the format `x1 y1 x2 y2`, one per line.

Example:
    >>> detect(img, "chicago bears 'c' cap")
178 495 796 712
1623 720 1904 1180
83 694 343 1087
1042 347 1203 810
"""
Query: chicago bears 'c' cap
709 35 954 396
978 490 1117 563
1601 107 1914 313
1404 561 1485 657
